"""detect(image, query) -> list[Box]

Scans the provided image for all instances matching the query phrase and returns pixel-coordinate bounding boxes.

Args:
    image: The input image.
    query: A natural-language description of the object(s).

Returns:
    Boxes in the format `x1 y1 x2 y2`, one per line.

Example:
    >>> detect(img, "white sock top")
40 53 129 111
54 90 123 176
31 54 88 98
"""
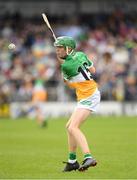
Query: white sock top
68 159 77 164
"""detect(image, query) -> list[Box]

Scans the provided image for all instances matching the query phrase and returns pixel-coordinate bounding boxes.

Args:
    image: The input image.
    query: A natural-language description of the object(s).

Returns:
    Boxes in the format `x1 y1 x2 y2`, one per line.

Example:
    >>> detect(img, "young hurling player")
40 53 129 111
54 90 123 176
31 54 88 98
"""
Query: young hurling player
54 36 101 172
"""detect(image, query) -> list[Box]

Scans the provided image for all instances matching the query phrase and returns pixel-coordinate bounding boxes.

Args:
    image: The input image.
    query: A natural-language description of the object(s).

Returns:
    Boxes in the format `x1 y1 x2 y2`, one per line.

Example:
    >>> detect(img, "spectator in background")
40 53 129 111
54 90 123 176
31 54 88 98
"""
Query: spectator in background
0 83 10 117
0 10 136 103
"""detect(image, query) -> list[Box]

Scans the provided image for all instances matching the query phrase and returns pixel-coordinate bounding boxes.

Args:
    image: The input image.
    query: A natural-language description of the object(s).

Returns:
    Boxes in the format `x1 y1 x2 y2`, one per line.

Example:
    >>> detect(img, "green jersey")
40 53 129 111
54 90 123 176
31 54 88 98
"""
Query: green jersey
61 51 93 80
61 51 97 101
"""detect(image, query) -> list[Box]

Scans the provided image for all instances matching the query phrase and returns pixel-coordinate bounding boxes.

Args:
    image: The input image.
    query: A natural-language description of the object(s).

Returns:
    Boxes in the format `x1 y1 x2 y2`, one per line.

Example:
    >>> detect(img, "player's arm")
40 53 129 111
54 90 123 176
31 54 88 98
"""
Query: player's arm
86 57 96 74
88 66 96 74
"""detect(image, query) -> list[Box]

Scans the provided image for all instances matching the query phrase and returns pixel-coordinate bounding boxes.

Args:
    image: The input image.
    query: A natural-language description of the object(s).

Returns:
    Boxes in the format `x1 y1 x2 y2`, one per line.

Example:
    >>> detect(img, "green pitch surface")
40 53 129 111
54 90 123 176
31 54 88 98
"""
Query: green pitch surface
0 116 137 179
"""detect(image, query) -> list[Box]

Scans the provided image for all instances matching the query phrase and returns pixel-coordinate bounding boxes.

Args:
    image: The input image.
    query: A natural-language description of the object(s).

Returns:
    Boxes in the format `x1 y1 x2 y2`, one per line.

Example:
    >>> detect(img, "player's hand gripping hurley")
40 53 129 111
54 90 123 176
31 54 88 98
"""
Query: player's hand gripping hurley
42 13 57 41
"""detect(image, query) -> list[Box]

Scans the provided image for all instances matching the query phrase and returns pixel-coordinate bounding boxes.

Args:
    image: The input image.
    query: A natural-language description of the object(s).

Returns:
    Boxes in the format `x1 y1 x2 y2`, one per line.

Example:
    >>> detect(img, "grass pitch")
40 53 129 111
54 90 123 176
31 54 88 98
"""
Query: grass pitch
0 116 137 179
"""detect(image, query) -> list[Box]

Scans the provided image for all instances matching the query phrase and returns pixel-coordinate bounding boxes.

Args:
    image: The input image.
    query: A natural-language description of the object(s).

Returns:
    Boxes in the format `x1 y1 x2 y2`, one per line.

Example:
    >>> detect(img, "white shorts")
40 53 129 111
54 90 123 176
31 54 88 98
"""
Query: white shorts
76 89 101 113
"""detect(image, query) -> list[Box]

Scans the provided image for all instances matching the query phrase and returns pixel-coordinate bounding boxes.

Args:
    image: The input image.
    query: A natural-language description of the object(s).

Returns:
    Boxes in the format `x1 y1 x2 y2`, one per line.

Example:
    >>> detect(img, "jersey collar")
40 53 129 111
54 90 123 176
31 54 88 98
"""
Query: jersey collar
65 51 76 61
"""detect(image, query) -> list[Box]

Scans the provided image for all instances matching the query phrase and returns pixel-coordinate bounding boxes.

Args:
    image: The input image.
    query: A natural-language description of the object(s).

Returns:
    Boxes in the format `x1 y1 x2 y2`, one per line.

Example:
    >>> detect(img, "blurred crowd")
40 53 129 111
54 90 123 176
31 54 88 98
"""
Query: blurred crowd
0 10 137 104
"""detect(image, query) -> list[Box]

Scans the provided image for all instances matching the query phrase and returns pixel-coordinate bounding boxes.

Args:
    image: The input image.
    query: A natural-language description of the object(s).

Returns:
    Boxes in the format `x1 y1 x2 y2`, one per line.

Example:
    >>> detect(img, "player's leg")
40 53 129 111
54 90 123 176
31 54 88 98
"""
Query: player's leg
66 115 77 153
63 114 79 172
67 108 91 153
63 108 91 172
67 108 97 171
36 104 47 127
67 133 77 150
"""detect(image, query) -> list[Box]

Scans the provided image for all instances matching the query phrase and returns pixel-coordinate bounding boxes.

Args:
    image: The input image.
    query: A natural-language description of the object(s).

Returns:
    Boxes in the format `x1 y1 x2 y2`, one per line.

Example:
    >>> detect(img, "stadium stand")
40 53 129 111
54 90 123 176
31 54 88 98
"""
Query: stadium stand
0 2 137 104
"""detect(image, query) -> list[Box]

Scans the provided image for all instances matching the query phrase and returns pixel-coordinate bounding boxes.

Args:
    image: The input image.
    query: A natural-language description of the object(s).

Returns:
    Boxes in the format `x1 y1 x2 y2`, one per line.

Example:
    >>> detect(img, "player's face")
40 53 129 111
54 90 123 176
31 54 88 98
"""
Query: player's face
55 46 67 59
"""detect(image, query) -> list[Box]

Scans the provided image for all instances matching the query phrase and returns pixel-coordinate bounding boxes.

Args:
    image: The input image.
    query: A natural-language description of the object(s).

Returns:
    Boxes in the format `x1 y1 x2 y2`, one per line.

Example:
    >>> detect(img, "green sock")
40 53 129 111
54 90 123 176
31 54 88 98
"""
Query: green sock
69 152 76 160
84 153 92 159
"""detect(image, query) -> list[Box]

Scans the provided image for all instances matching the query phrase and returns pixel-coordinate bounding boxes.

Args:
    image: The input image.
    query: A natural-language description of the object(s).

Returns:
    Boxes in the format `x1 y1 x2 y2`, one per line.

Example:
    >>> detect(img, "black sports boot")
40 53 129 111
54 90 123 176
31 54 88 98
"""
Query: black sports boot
79 158 97 171
63 161 80 172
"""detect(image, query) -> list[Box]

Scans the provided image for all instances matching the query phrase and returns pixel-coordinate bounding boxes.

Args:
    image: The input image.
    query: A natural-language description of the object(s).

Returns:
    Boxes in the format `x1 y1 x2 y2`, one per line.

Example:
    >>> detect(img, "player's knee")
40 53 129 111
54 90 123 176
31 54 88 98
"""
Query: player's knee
67 125 75 134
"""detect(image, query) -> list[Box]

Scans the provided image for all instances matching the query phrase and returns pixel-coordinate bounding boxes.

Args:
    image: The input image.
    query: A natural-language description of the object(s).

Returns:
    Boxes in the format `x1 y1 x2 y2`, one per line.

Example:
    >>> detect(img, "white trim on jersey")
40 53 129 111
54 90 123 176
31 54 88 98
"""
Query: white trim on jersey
69 69 93 83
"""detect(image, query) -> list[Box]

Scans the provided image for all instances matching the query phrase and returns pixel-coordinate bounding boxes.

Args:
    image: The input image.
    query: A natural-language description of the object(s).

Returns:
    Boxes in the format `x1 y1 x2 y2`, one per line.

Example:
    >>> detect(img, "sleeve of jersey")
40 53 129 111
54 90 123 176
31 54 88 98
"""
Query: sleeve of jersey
87 59 93 68
78 52 94 68
85 54 93 68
